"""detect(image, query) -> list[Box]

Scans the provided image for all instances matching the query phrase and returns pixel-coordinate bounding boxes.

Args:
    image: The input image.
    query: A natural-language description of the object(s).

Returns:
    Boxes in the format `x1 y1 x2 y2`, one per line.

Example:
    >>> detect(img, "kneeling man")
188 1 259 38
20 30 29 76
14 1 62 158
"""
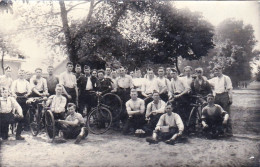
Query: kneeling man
146 103 184 145
56 103 88 144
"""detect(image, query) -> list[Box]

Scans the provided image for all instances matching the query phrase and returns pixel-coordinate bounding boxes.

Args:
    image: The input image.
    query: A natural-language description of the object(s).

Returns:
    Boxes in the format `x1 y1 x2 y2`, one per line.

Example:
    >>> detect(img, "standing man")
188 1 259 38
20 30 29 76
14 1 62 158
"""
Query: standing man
181 66 193 89
105 66 112 79
30 68 49 97
46 65 59 96
157 67 170 102
123 89 145 135
208 65 233 136
59 62 78 105
0 66 13 92
77 65 98 115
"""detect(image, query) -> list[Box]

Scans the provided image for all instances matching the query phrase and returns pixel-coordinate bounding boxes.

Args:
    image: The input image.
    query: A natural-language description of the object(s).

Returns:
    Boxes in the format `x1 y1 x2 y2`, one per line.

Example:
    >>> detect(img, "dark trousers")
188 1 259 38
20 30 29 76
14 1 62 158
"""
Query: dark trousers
64 87 77 104
117 88 131 123
203 119 225 137
56 123 86 139
16 92 29 132
0 113 23 139
159 92 168 102
123 115 146 134
215 92 232 134
143 114 162 135
78 90 94 115
155 127 179 141
53 113 65 120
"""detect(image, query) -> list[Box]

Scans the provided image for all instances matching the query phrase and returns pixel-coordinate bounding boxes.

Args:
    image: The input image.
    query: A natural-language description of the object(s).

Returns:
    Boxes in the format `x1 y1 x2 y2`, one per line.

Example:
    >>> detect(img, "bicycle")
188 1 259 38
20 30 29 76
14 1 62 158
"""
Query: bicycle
87 91 122 134
26 97 56 142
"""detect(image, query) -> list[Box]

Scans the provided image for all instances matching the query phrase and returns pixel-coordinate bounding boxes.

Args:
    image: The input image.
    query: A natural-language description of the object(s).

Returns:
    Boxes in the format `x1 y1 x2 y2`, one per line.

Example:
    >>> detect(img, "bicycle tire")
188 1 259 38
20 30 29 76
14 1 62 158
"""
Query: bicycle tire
45 110 55 143
27 108 40 136
87 107 112 135
101 93 122 120
187 107 196 127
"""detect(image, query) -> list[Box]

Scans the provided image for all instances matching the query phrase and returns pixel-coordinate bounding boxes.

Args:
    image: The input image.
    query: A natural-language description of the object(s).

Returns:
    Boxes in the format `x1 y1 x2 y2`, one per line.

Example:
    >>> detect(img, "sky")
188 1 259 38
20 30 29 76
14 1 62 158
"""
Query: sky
0 1 259 72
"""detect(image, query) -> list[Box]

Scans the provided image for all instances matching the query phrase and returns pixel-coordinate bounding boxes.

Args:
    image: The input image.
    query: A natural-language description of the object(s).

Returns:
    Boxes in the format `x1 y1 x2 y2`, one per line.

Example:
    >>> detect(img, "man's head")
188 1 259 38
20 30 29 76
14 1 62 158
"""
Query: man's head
97 69 105 79
111 69 117 79
84 65 91 75
130 88 138 100
75 64 82 74
55 84 63 95
165 103 173 116
147 68 154 79
135 68 142 78
166 67 171 75
4 66 12 77
1 87 9 98
26 71 32 80
129 71 134 78
47 66 54 75
67 103 76 115
92 69 97 77
213 65 223 77
66 62 74 72
158 67 165 77
207 94 215 104
18 69 25 79
195 67 203 78
170 68 178 79
119 66 126 76
105 67 112 76
152 90 160 102
35 68 43 78
184 66 192 77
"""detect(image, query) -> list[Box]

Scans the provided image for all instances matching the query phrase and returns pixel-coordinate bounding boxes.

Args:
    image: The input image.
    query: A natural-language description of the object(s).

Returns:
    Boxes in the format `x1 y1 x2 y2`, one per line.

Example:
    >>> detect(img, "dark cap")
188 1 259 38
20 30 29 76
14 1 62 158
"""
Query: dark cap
75 64 81 68
84 65 90 70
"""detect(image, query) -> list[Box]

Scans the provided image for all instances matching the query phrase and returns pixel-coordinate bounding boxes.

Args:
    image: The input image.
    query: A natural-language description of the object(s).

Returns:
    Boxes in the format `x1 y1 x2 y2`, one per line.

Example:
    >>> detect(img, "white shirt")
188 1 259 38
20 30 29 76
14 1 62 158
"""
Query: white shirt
133 78 145 91
168 77 187 95
48 95 67 113
142 78 161 94
146 100 166 117
59 71 77 88
30 75 48 92
0 75 13 91
180 76 192 89
11 79 31 94
86 76 93 90
208 75 232 94
157 77 170 93
0 97 23 116
157 113 184 131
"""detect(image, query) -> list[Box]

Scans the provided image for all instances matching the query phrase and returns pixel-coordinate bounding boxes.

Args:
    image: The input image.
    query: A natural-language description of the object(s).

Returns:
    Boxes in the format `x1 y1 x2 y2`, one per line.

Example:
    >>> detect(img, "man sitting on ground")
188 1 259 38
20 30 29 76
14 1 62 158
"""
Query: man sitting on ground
143 90 166 136
201 94 229 138
146 103 184 145
56 103 88 144
46 84 67 120
123 89 145 135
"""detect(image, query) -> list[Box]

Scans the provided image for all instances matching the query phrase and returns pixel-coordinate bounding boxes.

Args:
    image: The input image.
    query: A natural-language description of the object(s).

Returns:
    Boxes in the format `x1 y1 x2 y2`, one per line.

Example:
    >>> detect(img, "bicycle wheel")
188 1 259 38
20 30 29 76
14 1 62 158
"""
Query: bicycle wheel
45 110 55 142
87 107 112 135
187 107 196 127
27 108 40 136
101 93 122 120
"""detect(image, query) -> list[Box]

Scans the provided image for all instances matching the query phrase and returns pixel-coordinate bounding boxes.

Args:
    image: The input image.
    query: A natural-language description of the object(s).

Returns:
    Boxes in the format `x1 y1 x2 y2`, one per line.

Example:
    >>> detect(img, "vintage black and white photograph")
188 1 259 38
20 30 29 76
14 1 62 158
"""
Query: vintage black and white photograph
0 0 259 166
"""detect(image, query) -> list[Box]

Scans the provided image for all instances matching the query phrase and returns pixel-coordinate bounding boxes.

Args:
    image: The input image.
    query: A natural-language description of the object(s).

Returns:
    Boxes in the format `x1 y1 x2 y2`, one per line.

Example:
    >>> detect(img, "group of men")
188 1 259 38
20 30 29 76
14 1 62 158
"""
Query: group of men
0 62 233 145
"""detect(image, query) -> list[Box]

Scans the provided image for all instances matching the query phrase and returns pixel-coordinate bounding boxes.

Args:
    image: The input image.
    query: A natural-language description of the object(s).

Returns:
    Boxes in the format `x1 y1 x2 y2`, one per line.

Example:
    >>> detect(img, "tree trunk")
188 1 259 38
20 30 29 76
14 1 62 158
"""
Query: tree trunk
1 51 4 74
59 0 78 65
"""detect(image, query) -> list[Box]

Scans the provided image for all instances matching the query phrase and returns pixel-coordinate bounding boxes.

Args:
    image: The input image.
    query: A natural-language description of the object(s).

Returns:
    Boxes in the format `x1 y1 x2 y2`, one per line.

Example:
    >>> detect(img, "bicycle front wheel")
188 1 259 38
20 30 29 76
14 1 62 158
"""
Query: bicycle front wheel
45 110 55 143
27 108 40 136
87 107 112 135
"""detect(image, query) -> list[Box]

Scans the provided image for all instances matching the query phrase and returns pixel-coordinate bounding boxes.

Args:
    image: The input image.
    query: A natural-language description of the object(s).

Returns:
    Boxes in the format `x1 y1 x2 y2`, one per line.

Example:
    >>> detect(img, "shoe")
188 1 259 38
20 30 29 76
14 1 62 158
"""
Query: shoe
146 137 158 144
74 135 83 144
16 136 25 140
164 139 176 145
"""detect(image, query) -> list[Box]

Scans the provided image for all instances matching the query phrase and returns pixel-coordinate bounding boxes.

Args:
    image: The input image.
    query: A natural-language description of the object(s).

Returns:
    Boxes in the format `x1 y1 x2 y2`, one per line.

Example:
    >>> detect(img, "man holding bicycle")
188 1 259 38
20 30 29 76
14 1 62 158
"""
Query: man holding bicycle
30 68 49 97
201 94 229 138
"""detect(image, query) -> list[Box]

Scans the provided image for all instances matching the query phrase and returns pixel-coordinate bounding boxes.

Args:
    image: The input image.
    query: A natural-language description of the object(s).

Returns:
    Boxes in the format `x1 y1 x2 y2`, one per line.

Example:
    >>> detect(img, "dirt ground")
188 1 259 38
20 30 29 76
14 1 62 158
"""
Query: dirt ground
0 89 259 167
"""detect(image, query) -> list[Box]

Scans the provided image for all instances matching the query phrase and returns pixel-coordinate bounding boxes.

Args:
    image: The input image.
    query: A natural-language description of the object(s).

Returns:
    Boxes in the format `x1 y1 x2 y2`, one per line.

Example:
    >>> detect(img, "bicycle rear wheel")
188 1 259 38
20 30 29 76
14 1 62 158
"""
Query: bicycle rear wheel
87 107 112 135
27 108 40 136
101 93 122 120
45 110 55 142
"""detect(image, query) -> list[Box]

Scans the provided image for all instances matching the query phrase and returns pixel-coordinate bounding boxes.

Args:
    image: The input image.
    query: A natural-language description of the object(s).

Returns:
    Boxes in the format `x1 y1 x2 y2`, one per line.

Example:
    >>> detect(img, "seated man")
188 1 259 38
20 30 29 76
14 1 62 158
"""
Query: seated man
122 89 145 135
46 84 67 120
56 103 88 144
0 87 24 140
143 90 166 135
146 103 184 145
96 69 113 95
201 94 229 138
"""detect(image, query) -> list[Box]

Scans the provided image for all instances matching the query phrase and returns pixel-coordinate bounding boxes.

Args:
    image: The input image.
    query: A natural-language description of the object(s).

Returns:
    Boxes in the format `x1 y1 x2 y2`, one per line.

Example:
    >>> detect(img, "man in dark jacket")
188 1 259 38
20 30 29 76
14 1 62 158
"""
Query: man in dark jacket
77 65 98 115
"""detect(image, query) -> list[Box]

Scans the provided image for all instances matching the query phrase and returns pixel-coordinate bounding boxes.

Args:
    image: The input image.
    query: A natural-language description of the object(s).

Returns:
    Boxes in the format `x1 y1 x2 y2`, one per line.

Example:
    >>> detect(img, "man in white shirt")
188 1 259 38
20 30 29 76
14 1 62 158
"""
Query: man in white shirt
146 103 184 145
143 90 166 135
132 68 144 97
0 66 13 93
30 68 49 97
0 87 24 140
181 66 193 89
46 84 67 120
122 89 145 135
157 67 171 102
59 62 78 105
208 65 233 136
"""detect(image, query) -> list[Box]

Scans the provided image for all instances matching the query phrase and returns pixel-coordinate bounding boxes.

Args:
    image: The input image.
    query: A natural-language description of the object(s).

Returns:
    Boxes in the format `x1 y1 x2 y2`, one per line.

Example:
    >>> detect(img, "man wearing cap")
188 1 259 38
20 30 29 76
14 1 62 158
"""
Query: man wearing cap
123 88 146 135
96 69 113 95
75 64 84 81
59 62 78 105
30 68 49 97
77 65 98 115
0 66 13 92
46 66 59 96
146 103 184 145
143 90 166 135
208 65 233 136
157 67 170 102
201 94 229 138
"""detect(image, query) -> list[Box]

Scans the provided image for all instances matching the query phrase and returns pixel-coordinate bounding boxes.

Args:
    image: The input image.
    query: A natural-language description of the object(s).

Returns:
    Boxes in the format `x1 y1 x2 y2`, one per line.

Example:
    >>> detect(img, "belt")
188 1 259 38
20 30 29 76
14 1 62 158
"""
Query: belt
216 92 228 95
